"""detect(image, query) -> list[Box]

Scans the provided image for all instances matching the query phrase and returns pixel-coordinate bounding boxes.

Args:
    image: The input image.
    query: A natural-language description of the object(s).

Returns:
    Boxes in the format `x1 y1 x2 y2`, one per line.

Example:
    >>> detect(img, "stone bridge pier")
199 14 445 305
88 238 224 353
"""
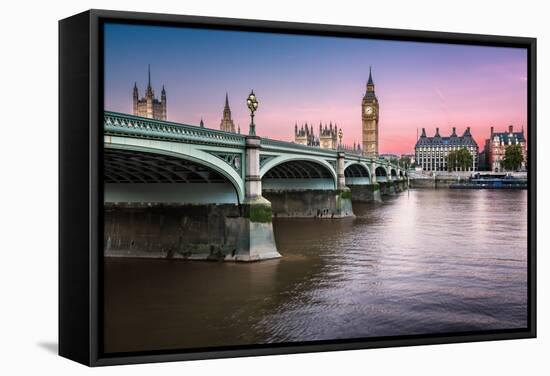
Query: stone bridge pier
102 112 407 262
233 135 282 261
344 160 382 203
260 151 354 219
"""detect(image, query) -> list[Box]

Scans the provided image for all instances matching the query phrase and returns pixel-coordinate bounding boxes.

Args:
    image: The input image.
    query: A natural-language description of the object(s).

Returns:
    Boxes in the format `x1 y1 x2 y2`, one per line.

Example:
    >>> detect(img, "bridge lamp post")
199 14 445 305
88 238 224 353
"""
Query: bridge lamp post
338 128 343 148
246 90 258 136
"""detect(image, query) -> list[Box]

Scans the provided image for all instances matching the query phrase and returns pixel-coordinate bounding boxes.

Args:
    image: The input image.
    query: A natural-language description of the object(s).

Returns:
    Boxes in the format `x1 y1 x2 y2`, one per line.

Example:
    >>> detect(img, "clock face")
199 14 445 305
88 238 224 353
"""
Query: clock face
365 106 374 115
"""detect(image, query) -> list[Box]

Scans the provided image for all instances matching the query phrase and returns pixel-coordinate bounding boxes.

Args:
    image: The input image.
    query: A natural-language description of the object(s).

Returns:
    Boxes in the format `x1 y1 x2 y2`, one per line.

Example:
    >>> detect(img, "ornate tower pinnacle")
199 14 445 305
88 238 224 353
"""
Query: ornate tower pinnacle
220 92 236 133
132 65 167 121
161 85 167 119
133 82 139 114
146 64 154 97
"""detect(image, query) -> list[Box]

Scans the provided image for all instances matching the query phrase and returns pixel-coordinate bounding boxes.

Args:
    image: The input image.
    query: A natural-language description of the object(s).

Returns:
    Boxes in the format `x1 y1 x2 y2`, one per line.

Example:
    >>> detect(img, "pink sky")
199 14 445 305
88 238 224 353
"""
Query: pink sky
104 24 528 154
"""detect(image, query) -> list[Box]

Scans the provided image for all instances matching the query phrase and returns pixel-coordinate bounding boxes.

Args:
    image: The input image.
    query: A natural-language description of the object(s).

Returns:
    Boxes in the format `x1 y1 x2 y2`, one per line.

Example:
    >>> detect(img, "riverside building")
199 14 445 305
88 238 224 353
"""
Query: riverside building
415 127 478 171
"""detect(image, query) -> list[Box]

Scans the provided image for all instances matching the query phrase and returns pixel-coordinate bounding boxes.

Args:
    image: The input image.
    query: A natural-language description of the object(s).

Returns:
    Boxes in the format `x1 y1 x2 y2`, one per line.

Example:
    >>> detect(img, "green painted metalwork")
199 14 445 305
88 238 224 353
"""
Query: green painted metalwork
259 155 277 168
206 151 243 175
104 111 246 147
103 112 404 195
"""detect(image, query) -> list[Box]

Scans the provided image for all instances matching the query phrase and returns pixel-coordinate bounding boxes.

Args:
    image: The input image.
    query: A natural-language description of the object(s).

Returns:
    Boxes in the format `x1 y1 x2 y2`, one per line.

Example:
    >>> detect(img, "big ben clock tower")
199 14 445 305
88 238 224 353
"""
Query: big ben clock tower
362 66 379 157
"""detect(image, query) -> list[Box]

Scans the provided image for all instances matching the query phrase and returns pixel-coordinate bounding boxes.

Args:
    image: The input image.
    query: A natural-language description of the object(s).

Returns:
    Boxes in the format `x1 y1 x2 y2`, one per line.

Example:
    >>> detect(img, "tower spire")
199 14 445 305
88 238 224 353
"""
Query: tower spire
146 64 154 97
220 92 236 133
367 65 374 86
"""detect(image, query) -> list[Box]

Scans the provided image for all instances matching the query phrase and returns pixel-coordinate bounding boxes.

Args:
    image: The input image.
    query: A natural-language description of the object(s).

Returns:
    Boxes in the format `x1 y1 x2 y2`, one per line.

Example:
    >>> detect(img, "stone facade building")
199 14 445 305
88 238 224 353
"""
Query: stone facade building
219 93 237 133
415 127 479 171
294 122 339 149
319 122 339 149
362 67 379 157
132 66 167 120
484 125 526 172
294 123 319 147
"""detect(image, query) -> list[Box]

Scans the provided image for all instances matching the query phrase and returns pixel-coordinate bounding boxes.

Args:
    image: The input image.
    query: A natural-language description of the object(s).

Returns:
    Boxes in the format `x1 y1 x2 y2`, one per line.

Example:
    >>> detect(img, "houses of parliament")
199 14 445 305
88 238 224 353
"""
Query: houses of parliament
132 66 167 120
131 67 240 133
131 65 380 157
293 67 379 157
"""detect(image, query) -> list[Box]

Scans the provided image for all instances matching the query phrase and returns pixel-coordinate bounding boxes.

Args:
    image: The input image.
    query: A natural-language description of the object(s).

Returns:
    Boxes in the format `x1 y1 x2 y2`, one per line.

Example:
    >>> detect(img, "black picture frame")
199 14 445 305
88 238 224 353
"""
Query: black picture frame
59 9 537 367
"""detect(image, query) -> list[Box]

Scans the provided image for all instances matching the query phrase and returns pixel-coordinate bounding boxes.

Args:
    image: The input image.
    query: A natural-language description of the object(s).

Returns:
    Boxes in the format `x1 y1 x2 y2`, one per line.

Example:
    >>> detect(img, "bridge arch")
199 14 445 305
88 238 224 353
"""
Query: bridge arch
375 165 388 182
104 141 245 203
260 155 337 190
390 168 398 179
344 162 371 185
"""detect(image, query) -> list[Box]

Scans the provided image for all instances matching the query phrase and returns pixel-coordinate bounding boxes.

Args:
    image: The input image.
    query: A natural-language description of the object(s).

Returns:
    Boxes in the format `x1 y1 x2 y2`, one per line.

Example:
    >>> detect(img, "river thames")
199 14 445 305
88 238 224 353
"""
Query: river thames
104 189 528 353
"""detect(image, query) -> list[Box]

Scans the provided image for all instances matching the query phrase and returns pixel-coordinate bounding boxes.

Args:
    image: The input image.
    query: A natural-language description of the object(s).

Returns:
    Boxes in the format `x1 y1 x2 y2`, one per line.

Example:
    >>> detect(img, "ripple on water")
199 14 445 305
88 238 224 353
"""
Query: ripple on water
103 189 528 352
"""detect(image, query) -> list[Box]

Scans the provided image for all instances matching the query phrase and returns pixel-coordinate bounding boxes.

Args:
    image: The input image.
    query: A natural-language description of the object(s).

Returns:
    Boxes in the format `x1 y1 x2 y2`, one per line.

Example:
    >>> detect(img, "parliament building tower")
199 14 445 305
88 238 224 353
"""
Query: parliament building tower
132 65 167 120
362 66 379 157
219 93 237 133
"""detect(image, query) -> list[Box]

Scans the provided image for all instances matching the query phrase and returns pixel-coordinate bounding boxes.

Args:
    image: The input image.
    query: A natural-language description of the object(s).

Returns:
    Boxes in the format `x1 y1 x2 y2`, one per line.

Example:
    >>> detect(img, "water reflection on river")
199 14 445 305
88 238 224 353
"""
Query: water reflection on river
104 189 528 353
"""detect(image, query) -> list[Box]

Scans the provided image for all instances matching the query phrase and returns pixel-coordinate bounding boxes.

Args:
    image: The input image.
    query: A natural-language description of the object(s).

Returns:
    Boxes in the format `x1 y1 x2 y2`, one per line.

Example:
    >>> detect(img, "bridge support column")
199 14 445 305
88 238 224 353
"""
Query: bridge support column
348 184 382 203
365 161 382 202
230 136 281 261
387 179 396 195
337 152 346 190
333 152 354 217
245 136 262 199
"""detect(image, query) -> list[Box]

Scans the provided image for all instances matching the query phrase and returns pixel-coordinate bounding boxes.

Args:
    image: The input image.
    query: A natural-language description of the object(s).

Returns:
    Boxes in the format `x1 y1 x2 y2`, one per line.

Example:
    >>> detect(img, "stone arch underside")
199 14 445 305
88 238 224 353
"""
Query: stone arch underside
261 159 337 190
344 163 371 185
375 166 388 182
104 148 241 204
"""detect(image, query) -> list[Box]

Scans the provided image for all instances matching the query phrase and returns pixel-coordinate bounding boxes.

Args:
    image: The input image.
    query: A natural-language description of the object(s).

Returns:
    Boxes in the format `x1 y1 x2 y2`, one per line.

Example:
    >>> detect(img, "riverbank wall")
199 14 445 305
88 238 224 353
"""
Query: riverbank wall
410 177 459 189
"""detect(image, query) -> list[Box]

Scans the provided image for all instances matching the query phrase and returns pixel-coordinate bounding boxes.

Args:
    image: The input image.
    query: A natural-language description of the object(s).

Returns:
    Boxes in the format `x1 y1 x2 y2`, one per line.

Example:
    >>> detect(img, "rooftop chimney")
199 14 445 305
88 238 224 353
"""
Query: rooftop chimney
490 126 494 136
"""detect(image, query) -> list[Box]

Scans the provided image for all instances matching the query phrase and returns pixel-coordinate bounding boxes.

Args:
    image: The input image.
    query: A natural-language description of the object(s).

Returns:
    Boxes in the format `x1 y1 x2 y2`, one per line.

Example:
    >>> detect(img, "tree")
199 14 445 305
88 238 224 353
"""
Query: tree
502 144 524 171
447 148 473 171
399 156 411 170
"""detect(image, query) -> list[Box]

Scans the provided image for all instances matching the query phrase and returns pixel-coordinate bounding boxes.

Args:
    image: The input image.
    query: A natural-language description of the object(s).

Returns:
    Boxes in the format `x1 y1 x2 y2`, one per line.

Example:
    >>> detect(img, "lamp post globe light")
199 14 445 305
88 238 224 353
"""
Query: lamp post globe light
247 90 258 136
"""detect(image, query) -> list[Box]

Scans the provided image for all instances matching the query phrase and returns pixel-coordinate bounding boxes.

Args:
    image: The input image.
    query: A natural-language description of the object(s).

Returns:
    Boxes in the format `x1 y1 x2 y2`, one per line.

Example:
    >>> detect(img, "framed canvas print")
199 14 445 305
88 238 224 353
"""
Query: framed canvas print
59 9 536 366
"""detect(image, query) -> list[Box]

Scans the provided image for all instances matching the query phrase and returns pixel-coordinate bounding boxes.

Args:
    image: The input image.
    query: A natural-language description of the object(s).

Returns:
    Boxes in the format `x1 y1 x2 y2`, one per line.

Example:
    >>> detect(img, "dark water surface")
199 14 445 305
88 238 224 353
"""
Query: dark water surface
104 189 528 353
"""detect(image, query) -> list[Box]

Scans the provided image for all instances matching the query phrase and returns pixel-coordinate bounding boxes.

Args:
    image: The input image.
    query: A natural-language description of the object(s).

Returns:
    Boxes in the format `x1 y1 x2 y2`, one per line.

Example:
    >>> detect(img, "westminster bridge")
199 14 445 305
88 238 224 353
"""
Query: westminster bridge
103 112 408 261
